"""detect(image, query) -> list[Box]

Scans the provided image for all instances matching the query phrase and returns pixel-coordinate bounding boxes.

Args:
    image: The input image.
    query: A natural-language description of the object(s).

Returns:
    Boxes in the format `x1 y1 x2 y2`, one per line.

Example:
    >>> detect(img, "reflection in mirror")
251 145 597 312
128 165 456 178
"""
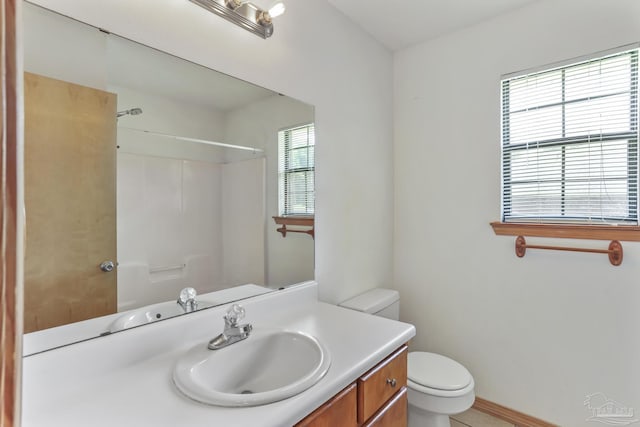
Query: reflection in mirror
22 2 315 354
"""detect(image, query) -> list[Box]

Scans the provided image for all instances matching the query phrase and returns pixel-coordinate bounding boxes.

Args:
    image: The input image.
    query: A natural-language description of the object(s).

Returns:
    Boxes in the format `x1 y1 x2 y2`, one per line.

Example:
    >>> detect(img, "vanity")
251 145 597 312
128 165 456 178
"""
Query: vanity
297 345 408 426
22 281 415 426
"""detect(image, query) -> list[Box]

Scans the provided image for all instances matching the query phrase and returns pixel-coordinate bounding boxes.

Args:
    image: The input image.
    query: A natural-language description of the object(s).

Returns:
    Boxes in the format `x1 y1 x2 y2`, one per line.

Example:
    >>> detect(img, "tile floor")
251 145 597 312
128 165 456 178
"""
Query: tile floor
451 408 515 427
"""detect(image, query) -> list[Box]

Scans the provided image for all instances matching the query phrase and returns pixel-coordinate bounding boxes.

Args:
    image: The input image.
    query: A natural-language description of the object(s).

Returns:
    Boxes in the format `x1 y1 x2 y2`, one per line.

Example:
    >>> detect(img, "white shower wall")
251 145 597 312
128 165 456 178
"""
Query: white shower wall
117 153 221 310
117 152 266 311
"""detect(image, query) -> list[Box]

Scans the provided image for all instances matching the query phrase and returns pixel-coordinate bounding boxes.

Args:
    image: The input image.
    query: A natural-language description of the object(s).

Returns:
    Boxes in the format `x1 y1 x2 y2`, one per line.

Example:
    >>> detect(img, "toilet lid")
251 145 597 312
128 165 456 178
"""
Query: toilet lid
408 352 472 391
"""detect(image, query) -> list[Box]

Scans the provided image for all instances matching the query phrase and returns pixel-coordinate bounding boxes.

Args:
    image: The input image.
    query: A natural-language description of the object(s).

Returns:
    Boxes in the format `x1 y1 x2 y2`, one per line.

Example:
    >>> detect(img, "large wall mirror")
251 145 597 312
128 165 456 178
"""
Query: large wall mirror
22 2 315 354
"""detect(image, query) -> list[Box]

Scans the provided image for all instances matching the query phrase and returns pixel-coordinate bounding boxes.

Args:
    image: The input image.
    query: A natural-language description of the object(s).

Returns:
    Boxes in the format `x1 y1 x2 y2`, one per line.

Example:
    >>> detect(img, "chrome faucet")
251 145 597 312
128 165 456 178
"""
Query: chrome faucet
177 287 198 313
208 304 252 350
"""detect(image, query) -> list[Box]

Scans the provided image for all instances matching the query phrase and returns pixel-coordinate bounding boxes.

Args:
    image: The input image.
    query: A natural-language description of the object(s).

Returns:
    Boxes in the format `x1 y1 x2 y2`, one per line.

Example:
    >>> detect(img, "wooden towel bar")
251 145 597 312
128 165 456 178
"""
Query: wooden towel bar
514 235 623 266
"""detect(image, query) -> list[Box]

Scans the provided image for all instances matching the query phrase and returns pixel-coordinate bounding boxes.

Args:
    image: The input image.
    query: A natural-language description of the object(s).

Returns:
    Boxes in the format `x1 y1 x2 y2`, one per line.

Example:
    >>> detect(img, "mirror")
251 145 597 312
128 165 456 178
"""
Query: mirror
22 2 315 354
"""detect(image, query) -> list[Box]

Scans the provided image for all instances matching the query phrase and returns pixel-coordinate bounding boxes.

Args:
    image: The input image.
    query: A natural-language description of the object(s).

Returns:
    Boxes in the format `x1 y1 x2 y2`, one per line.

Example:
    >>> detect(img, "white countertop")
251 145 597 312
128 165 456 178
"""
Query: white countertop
22 281 415 427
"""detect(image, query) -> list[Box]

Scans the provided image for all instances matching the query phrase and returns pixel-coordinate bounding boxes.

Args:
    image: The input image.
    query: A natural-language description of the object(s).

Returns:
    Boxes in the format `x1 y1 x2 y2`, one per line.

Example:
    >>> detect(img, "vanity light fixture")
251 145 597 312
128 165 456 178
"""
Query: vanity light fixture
188 0 285 39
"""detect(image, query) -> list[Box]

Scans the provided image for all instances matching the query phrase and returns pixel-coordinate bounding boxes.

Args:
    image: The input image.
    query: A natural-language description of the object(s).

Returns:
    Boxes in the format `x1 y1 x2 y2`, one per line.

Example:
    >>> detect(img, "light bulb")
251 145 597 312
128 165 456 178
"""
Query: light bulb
268 2 285 18
225 0 242 9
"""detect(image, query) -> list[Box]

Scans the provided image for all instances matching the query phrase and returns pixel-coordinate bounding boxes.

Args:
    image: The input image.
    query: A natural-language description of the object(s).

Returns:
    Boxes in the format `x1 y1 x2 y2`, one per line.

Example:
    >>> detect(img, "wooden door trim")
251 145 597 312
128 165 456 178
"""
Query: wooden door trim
1 0 22 426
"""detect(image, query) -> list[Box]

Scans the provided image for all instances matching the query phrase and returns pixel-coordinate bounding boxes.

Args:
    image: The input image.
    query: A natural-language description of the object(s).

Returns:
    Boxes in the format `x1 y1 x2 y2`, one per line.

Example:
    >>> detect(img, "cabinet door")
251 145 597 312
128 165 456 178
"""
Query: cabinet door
296 383 357 427
362 387 407 427
24 72 117 332
357 345 408 423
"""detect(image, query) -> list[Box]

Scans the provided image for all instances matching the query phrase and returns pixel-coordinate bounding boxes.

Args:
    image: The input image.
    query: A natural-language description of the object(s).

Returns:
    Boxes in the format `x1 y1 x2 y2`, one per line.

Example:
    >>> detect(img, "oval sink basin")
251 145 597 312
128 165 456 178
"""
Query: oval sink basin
173 329 331 406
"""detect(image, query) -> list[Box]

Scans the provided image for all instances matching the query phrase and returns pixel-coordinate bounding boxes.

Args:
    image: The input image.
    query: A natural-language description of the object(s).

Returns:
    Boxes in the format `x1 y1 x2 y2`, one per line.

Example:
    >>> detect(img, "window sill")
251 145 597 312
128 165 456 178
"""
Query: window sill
490 221 640 241
273 216 314 238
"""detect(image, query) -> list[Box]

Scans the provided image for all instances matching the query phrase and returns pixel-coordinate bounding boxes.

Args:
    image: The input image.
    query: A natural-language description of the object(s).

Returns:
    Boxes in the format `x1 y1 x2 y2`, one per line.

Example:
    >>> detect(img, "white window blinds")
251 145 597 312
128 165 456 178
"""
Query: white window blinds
278 123 315 216
501 46 639 225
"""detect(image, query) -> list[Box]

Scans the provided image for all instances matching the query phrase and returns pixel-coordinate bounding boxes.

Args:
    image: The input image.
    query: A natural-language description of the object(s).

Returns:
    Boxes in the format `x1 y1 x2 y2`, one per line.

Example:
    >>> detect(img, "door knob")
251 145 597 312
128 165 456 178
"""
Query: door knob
100 261 115 272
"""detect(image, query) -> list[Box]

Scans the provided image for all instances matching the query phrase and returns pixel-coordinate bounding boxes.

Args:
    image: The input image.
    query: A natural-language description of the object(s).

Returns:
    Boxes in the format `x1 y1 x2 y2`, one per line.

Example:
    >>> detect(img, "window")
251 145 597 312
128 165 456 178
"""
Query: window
501 46 639 226
278 123 315 216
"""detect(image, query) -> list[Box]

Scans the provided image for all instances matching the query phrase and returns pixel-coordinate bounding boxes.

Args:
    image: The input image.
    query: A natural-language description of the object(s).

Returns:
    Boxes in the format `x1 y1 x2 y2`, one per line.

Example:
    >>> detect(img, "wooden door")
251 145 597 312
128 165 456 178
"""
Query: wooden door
23 72 117 333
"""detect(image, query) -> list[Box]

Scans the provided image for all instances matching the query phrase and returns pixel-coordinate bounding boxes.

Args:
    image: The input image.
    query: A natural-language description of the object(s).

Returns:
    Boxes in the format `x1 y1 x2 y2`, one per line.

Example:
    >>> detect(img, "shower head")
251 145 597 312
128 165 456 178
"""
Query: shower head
116 108 143 118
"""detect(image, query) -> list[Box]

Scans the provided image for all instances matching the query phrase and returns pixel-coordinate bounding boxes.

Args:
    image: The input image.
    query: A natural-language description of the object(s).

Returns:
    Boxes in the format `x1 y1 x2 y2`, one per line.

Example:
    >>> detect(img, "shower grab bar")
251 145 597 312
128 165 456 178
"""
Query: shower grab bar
514 236 623 266
149 264 186 274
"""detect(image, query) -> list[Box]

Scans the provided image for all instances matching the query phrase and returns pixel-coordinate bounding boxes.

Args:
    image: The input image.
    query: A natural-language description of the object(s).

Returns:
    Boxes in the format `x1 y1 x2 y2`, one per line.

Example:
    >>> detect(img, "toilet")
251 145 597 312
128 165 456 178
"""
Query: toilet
339 289 475 427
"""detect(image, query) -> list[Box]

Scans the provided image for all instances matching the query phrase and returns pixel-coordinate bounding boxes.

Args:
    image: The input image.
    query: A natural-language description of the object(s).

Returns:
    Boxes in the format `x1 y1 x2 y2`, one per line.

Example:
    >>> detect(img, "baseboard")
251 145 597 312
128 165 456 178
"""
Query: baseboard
473 397 557 427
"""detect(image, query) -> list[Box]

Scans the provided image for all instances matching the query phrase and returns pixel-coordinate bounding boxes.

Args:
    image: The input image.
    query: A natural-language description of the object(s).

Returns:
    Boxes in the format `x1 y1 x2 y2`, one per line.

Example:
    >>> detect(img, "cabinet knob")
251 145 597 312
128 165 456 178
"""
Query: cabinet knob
386 378 397 387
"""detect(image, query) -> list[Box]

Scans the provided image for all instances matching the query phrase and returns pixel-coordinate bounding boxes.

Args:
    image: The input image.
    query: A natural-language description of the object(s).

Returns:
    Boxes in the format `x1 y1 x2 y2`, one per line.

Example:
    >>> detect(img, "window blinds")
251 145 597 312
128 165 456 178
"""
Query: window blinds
278 123 315 216
501 47 639 225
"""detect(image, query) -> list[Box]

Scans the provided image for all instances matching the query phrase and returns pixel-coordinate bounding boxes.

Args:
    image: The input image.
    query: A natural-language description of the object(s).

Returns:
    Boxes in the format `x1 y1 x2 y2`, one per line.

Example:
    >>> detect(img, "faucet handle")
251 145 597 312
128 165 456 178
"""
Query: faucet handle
224 304 245 326
178 287 197 304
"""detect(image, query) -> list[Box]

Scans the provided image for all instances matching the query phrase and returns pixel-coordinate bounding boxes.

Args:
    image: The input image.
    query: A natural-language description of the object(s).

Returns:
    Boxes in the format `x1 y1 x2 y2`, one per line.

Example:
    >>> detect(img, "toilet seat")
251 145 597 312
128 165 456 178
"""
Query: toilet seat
408 352 474 397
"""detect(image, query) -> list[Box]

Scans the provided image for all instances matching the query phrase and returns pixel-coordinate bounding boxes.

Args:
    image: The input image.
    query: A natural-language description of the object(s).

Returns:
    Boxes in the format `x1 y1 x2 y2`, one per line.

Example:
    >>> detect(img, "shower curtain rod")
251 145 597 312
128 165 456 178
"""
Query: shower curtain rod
118 126 264 153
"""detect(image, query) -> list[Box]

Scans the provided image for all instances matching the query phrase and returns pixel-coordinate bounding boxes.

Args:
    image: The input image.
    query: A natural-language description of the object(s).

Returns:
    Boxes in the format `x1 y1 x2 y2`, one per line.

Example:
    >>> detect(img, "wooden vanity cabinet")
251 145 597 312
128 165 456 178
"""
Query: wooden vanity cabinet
296 383 358 427
357 345 408 424
296 345 408 427
362 388 407 427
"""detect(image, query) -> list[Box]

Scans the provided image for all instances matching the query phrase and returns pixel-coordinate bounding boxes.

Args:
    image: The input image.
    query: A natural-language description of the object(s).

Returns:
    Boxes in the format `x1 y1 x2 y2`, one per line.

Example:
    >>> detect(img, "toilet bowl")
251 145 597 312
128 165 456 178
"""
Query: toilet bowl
339 289 475 427
406 351 475 427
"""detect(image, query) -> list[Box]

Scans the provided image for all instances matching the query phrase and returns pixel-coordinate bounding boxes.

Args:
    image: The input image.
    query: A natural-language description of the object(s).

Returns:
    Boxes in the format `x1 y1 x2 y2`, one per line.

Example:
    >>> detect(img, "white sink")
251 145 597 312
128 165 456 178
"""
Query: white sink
107 301 213 333
172 329 331 407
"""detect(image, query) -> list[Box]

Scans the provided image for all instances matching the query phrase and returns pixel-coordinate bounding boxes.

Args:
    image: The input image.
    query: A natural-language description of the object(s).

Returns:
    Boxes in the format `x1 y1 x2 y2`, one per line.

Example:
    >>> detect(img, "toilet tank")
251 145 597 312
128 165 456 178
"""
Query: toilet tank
338 288 399 320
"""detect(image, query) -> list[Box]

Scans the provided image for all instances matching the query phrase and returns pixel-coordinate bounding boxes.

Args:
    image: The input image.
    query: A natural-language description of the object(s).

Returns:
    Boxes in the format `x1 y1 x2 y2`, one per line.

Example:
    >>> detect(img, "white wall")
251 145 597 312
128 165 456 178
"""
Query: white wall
23 3 107 89
394 1 640 425
29 0 395 305
224 95 315 287
221 158 266 287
